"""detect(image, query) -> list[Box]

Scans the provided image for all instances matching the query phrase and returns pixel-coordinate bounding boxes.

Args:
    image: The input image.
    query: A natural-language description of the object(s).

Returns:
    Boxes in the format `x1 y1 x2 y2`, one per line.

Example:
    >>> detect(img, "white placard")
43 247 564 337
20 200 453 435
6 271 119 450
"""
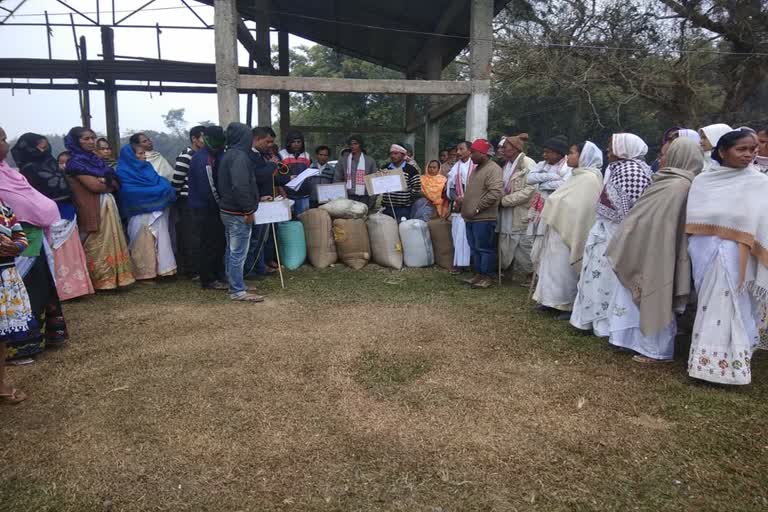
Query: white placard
254 199 292 225
367 173 406 195
285 168 320 190
316 183 348 203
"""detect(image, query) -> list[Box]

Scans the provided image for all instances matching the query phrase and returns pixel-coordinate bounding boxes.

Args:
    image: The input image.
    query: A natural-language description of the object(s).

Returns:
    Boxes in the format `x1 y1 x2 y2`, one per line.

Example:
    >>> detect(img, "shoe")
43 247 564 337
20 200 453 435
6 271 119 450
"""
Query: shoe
472 276 493 289
556 312 572 321
202 280 229 290
462 274 481 285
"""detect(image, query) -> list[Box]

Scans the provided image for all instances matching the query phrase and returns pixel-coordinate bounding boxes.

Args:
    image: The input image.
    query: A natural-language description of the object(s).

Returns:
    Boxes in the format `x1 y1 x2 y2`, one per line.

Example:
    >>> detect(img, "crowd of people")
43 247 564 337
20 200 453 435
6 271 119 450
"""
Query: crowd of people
0 118 767 405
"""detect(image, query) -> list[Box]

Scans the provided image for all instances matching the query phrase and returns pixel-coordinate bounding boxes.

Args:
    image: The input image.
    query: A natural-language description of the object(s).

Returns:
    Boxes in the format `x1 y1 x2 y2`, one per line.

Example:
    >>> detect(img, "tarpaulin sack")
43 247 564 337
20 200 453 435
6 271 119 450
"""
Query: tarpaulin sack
277 221 307 270
319 198 368 219
332 218 370 270
299 209 337 268
428 218 454 270
399 219 434 268
366 212 403 269
410 197 435 222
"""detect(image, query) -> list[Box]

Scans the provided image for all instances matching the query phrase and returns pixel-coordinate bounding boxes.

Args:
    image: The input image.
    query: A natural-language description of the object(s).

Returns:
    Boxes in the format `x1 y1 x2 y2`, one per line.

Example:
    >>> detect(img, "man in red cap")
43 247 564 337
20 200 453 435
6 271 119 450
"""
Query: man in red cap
461 139 504 288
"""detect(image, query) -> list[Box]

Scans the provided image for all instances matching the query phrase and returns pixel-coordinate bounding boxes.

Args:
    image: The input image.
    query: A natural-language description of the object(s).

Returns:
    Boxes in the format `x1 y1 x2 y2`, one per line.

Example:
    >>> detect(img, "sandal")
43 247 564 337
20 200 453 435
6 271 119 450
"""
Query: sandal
0 388 28 405
231 293 265 303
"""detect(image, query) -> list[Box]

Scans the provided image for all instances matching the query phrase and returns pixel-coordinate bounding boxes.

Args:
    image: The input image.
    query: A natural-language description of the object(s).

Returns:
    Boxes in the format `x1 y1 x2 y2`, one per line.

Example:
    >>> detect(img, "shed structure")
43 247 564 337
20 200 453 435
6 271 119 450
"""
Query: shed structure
0 0 505 161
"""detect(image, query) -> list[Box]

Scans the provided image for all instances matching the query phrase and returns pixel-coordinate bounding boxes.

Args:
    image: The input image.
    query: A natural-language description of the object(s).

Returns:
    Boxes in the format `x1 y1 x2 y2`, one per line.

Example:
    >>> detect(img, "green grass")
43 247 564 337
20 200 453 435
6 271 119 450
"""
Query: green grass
1 265 768 511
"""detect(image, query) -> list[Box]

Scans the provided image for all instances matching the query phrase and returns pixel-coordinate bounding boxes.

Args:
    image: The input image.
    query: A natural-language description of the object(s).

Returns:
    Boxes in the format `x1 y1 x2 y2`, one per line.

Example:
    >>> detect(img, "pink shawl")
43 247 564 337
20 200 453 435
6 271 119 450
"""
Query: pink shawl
0 160 61 228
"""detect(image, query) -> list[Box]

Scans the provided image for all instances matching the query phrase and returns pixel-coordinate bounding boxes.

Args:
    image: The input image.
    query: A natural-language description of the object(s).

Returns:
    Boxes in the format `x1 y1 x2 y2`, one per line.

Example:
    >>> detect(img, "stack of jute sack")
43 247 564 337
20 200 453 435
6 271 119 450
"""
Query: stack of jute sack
297 198 454 271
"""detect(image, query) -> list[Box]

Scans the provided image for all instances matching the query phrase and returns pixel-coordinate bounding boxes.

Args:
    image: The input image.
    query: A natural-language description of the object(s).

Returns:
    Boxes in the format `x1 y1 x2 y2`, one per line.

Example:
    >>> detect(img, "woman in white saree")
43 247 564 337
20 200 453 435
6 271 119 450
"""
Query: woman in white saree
686 129 768 385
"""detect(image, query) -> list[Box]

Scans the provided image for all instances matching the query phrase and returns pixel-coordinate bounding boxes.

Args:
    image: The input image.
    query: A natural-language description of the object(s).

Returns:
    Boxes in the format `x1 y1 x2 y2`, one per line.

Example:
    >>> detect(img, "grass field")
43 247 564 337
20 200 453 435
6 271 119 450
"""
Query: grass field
1 265 767 511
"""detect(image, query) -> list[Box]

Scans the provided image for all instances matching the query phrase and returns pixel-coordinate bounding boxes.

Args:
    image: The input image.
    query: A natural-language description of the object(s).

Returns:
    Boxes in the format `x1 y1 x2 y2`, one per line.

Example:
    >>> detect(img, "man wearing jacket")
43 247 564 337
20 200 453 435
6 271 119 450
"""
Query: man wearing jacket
461 139 504 289
217 122 264 302
497 133 537 278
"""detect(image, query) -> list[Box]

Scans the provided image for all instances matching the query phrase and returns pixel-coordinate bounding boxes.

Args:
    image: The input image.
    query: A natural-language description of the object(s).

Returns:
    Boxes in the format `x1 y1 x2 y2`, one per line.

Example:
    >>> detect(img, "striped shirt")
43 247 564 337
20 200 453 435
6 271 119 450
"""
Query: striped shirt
172 146 195 197
381 162 421 208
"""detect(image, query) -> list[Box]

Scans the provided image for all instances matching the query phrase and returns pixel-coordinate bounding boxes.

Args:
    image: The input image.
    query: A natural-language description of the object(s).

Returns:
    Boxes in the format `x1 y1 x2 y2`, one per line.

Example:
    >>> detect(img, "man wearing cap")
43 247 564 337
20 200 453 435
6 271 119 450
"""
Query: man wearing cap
526 135 572 268
461 139 504 289
498 133 537 280
381 143 421 221
333 135 378 206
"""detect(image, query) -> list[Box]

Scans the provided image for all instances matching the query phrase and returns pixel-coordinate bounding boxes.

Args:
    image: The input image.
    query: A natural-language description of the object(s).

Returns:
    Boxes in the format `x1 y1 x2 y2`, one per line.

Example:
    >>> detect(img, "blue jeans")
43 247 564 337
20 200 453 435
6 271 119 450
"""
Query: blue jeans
220 213 252 297
292 196 310 217
465 220 497 277
383 206 411 222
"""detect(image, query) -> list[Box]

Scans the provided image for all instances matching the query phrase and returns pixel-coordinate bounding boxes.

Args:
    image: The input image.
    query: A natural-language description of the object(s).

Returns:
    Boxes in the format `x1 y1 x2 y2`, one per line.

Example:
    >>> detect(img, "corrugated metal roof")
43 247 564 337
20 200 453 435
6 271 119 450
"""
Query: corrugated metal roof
200 0 508 75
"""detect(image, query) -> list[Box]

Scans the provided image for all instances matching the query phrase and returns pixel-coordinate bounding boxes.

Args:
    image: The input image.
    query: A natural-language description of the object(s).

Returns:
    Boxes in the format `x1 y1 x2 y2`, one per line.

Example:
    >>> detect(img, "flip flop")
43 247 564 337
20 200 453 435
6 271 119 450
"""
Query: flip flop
0 388 28 405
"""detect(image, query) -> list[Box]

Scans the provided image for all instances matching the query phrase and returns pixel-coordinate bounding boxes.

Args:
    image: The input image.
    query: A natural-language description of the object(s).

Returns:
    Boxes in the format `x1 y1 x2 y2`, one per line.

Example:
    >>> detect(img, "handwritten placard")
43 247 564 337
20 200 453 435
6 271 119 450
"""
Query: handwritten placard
254 199 292 225
365 170 407 195
316 183 347 203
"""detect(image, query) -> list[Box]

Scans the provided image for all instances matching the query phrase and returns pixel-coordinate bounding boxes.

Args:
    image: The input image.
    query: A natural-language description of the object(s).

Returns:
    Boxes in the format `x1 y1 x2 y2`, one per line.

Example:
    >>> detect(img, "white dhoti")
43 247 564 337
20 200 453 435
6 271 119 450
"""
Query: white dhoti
570 217 619 337
451 213 471 267
533 228 578 311
687 235 760 385
498 231 533 274
127 208 177 280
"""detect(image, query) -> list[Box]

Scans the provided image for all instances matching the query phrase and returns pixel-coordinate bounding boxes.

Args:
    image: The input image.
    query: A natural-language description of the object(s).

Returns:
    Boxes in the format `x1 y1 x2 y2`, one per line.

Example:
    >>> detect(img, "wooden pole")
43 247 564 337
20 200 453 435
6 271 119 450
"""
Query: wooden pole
101 27 120 152
78 35 91 129
278 30 290 141
254 0 271 127
213 0 240 126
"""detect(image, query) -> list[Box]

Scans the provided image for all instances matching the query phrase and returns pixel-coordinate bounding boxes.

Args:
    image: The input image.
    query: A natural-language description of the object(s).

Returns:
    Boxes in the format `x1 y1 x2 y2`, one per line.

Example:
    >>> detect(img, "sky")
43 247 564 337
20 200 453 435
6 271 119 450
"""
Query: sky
0 0 312 138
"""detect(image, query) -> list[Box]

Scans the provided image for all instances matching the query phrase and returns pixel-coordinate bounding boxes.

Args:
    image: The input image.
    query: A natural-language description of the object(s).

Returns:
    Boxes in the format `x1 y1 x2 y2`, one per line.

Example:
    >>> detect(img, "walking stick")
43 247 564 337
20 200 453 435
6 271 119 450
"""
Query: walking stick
271 222 285 289
497 235 502 286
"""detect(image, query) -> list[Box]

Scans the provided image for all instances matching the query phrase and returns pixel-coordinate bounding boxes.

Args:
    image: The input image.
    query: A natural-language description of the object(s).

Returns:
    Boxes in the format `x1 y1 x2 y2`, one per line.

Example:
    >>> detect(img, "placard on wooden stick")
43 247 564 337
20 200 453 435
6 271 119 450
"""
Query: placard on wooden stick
254 199 292 225
316 183 347 203
365 170 407 195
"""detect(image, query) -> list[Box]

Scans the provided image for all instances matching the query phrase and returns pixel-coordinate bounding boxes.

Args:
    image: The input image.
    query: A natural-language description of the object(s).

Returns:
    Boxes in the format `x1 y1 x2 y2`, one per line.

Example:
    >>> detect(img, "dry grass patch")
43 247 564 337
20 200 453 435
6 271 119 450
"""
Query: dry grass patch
1 266 767 511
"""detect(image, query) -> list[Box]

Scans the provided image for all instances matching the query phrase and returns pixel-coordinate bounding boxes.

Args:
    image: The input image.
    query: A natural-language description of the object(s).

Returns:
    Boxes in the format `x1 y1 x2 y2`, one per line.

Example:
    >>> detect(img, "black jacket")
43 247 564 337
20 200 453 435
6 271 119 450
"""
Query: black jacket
217 123 259 215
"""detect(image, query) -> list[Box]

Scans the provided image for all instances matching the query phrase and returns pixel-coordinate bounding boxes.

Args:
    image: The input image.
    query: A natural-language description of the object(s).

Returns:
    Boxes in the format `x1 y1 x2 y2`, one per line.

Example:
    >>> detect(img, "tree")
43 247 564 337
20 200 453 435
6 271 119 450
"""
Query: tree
162 108 188 138
658 0 768 118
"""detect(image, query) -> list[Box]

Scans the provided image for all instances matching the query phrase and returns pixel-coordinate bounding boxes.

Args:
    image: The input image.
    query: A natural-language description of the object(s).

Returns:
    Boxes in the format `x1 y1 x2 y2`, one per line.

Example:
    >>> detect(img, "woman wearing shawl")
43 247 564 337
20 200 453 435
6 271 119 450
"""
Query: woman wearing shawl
0 129 52 378
0 193 33 403
534 142 603 316
755 126 768 174
65 126 135 290
116 144 177 281
570 133 652 336
10 133 94 301
699 123 733 171
421 160 449 218
605 138 704 363
651 128 701 172
685 130 767 385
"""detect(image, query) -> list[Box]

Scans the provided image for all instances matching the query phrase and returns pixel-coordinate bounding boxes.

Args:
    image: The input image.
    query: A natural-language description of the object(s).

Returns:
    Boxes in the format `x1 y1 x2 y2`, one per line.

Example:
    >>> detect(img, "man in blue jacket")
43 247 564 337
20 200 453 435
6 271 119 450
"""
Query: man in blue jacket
217 122 264 302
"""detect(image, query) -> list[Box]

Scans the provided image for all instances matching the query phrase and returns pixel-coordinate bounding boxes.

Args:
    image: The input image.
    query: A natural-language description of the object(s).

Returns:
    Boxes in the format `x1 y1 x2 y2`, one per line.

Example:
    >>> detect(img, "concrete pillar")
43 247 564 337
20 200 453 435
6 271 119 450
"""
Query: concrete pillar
254 0 271 127
214 0 240 126
465 0 492 140
101 27 119 151
404 83 416 157
278 30 290 141
424 51 442 165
